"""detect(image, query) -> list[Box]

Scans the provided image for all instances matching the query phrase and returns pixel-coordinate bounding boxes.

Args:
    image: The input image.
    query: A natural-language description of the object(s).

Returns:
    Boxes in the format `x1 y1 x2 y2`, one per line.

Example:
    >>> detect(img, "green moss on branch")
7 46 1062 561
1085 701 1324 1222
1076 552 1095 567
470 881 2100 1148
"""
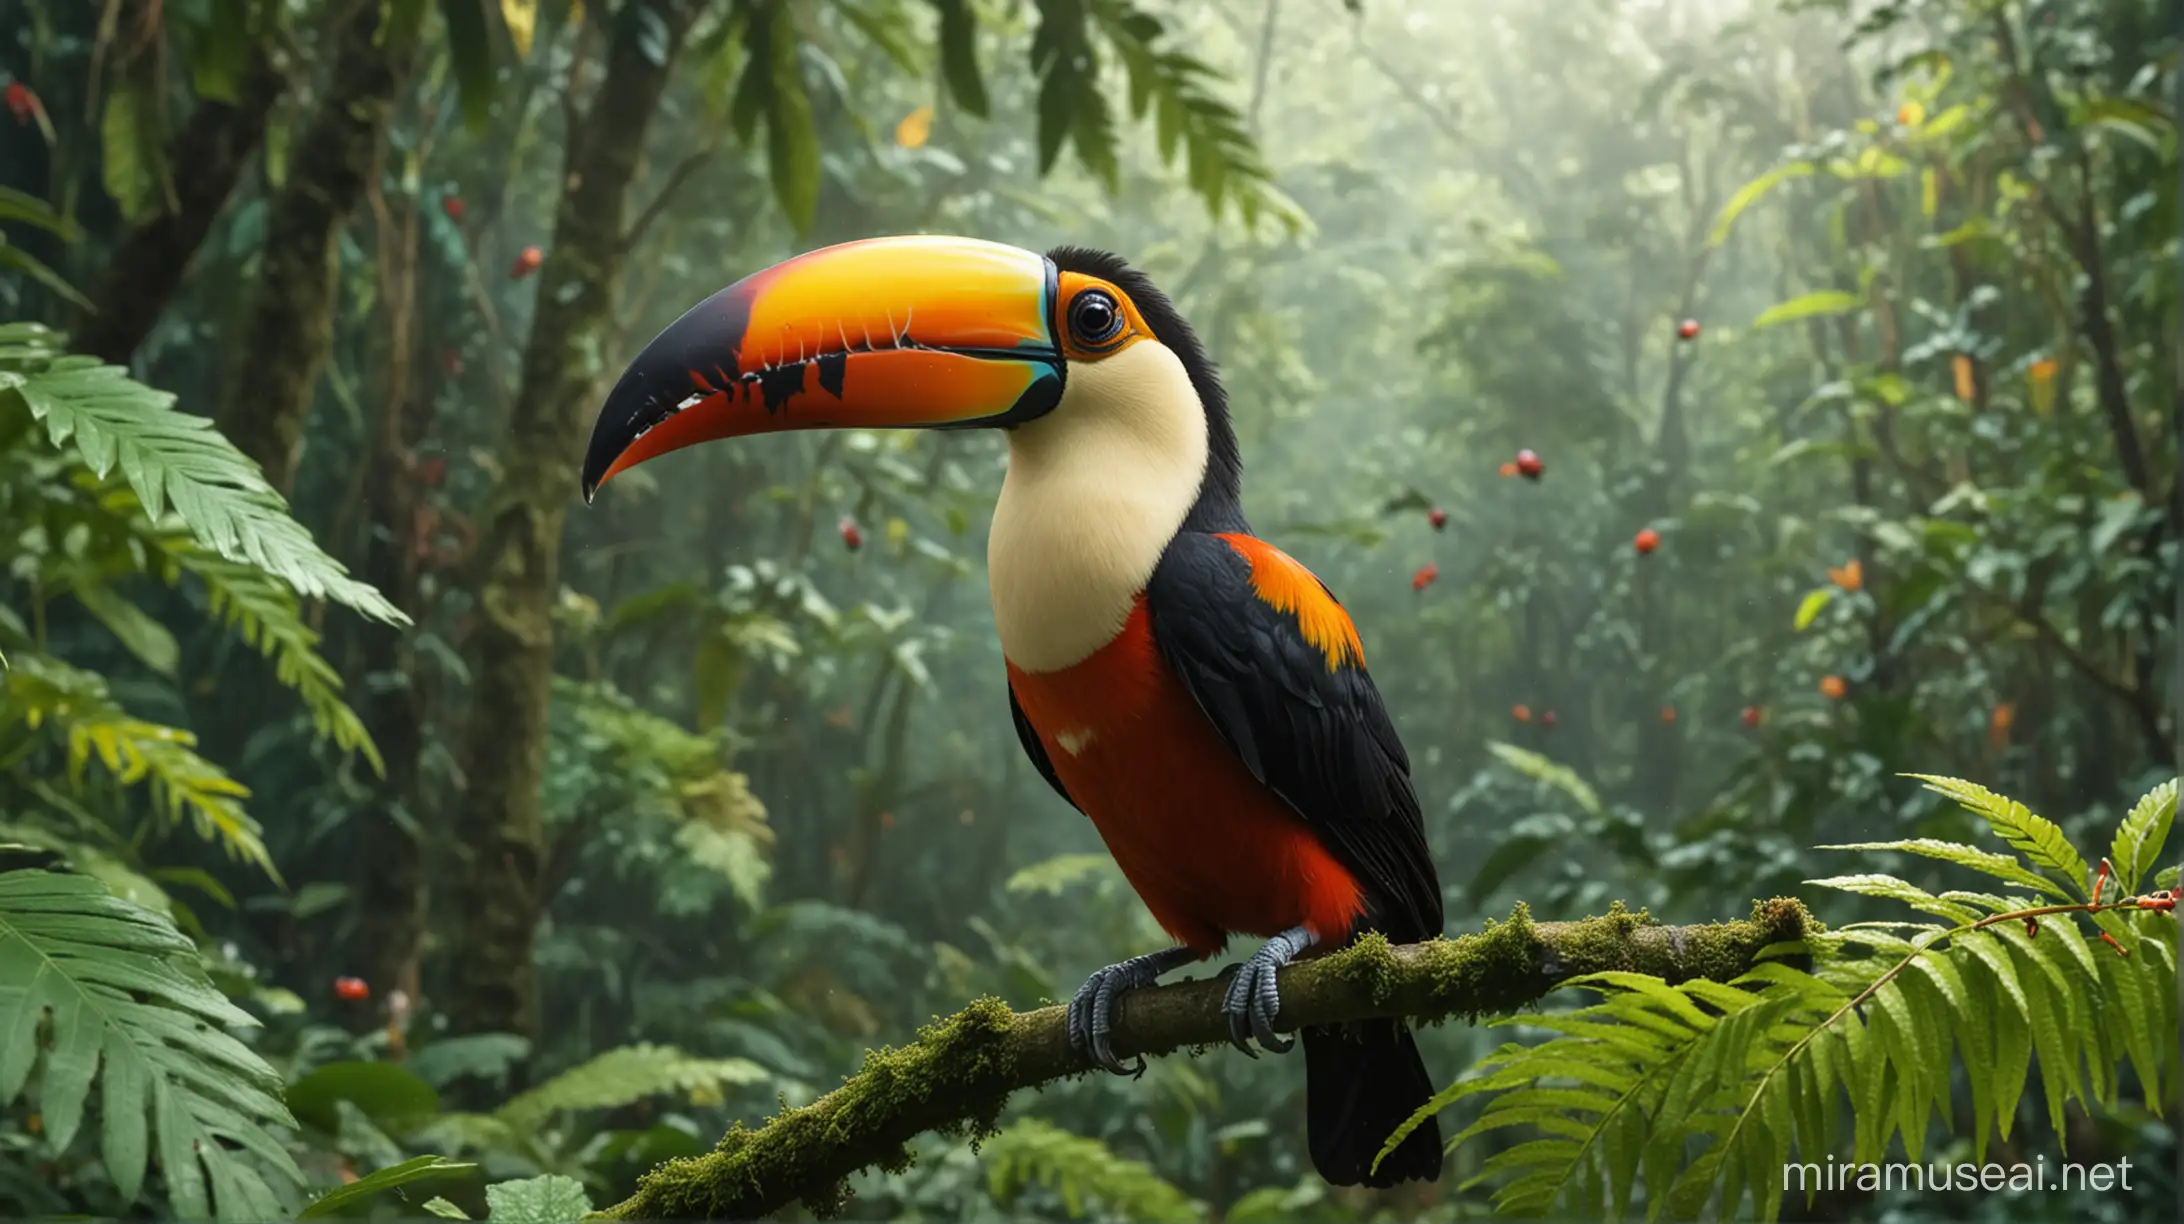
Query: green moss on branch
593 898 1818 1221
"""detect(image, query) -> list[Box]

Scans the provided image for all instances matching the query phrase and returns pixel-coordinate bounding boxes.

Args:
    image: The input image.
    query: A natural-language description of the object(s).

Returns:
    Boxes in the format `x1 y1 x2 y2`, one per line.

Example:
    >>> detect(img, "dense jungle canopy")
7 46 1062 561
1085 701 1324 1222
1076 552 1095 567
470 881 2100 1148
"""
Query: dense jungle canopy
0 0 2179 1220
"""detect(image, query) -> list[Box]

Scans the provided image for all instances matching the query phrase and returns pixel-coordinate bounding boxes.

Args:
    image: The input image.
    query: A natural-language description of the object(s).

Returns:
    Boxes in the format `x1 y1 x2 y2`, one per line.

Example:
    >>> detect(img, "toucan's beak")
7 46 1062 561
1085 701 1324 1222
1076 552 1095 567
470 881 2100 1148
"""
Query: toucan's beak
581 235 1064 501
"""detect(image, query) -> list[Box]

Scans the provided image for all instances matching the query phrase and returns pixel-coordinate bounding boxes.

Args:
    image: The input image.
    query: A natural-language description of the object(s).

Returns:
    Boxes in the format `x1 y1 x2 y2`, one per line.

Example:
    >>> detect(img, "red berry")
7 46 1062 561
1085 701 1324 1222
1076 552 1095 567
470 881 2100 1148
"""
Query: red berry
1411 562 1438 591
839 517 863 551
333 976 370 1002
4 81 34 124
1514 449 1543 480
1677 319 1700 340
1634 527 1660 555
1540 710 1557 727
510 246 543 279
1660 705 1677 724
1427 507 1448 530
441 194 466 221
1741 705 1763 728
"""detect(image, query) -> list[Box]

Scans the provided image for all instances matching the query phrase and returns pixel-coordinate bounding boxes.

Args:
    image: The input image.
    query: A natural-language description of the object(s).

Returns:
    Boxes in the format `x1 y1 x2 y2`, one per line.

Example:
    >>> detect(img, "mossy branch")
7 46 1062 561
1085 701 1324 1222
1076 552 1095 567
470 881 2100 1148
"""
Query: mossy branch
595 898 1818 1221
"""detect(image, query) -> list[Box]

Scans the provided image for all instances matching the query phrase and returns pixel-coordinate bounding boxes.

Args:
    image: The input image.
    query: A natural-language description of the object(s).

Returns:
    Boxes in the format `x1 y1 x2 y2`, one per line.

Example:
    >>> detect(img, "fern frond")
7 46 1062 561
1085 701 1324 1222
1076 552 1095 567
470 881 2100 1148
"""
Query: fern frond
1415 776 2179 1220
8 462 380 769
493 1044 768 1136
1907 774 2089 896
1086 0 1302 232
2 654 277 879
1004 853 1121 896
483 1175 592 1222
0 868 303 1219
1804 873 1981 923
2108 778 2176 893
1486 741 1605 816
672 818 770 915
1816 839 2068 901
168 548 381 773
980 1117 1202 1221
0 322 404 624
555 678 772 906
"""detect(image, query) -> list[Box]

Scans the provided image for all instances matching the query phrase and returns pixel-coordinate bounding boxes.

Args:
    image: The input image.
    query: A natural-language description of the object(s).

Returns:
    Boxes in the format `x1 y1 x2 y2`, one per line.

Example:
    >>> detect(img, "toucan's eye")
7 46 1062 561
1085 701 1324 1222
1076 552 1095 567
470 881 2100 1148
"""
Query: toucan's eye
1068 290 1125 346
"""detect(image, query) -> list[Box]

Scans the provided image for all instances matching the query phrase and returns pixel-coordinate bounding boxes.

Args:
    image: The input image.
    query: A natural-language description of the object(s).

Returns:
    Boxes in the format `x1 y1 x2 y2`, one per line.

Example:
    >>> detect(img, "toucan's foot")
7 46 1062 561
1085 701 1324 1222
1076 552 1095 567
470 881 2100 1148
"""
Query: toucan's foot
1222 926 1317 1057
1068 946 1199 1076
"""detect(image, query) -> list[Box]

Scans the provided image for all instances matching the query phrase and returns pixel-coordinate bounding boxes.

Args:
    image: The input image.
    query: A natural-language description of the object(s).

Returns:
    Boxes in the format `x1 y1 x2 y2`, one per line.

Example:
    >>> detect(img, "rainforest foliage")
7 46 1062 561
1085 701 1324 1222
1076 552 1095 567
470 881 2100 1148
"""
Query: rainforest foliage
0 0 2176 1221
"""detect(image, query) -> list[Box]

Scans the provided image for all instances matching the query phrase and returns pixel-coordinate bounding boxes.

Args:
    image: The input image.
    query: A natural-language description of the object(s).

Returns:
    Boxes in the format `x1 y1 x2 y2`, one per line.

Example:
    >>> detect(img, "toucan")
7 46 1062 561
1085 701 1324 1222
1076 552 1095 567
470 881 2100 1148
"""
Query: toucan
579 236 1445 1187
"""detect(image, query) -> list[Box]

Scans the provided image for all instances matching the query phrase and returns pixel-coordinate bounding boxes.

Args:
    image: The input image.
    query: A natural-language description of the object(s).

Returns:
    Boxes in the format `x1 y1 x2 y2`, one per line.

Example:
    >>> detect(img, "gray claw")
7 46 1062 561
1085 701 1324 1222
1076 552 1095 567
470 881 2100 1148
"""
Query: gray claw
1067 946 1197 1076
1219 926 1316 1057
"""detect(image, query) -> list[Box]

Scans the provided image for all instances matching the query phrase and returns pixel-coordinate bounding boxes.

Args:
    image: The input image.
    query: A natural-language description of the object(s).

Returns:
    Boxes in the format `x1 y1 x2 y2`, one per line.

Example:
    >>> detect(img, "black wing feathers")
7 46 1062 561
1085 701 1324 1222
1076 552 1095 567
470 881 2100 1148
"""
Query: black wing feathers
1145 533 1443 944
1010 684 1076 810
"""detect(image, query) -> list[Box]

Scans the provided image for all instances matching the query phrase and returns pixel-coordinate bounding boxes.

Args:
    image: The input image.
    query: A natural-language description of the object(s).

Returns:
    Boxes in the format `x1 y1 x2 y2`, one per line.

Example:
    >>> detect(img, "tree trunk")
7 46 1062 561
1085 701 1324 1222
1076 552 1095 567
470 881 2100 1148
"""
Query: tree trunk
446 0 701 1044
348 178 434 1018
73 49 289 365
214 2 416 494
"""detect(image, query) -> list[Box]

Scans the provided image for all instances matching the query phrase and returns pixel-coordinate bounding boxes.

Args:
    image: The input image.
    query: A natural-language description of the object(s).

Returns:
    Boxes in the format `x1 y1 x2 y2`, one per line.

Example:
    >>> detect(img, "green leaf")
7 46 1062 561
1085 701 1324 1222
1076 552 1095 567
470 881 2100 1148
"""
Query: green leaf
1003 853 1119 895
169 548 382 772
1467 824 1564 905
929 0 988 115
184 0 253 102
1793 587 1833 631
1753 290 1861 328
3 655 279 877
1083 0 1295 228
1031 0 1112 184
297 1155 476 1218
2109 778 2176 893
0 240 94 310
0 186 84 241
1816 839 2071 901
405 1033 533 1090
1808 873 1978 922
751 7 818 231
493 1044 767 1135
981 1118 1201 1221
100 85 169 224
1909 775 2090 896
2009 940 2078 1136
1 333 406 624
1485 741 1603 816
70 583 181 678
437 0 497 130
0 869 302 1217
286 1061 441 1134
2072 97 2173 152
1708 160 1814 246
484 1174 592 1224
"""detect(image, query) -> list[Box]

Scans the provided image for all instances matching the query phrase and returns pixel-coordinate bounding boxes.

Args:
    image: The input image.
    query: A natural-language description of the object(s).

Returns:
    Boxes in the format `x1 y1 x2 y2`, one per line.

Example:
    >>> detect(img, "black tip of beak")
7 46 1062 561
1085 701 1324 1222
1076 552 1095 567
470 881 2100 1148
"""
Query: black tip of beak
578 439 612 506
580 285 753 505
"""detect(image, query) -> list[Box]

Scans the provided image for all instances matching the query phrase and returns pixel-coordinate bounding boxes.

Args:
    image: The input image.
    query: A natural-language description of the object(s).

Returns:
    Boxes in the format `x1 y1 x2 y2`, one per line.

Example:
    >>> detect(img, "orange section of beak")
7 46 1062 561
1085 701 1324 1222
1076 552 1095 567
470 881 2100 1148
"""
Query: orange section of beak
582 236 1062 500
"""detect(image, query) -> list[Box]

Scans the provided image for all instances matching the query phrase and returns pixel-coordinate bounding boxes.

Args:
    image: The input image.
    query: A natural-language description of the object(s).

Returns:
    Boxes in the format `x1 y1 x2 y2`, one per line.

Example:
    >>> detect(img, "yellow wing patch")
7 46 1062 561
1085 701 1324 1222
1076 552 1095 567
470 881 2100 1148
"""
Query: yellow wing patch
1216 534 1365 672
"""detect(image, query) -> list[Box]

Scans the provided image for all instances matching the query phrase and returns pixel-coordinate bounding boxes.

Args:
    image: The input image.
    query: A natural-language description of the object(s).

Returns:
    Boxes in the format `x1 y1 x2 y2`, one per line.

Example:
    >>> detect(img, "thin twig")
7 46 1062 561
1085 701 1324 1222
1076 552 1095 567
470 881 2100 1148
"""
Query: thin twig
621 146 716 253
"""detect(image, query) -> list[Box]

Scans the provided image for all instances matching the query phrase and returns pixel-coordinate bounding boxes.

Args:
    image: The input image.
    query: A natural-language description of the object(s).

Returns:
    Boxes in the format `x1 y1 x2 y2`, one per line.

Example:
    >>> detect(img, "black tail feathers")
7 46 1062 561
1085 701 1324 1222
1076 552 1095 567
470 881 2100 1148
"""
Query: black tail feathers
1302 1019 1443 1188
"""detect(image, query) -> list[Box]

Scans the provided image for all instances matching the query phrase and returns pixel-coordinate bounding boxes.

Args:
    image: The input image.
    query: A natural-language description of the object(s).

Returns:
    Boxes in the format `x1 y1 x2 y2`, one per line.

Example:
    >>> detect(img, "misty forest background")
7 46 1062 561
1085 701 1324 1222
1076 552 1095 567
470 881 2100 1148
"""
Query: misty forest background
0 0 2179 1220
